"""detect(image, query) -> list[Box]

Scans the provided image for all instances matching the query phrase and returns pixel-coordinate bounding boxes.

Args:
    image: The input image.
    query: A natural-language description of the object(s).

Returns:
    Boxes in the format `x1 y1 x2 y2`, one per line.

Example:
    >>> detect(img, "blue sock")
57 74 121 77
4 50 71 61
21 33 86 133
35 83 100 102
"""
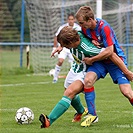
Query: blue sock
84 90 96 116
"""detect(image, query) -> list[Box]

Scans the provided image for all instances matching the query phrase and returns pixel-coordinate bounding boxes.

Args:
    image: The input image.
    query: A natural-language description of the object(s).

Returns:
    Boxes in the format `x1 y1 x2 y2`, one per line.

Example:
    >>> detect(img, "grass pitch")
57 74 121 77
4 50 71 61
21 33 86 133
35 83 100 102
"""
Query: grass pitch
1 72 133 133
0 49 133 132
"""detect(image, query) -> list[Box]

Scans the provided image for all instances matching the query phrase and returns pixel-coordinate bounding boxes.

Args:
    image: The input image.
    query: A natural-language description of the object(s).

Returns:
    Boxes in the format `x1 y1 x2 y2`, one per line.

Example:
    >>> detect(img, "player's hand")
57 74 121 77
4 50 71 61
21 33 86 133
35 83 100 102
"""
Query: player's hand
51 46 63 57
51 47 58 57
83 57 93 65
124 70 133 82
92 40 102 48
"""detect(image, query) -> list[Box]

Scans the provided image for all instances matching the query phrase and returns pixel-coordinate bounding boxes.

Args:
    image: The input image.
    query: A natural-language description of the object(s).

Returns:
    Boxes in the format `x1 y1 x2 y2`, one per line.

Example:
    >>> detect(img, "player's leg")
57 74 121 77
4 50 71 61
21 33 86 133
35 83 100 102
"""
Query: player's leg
106 62 133 105
53 58 64 83
84 71 97 116
71 95 88 122
80 71 98 127
119 84 133 105
81 62 107 127
39 81 84 128
39 95 71 128
64 70 89 122
53 48 67 83
84 62 107 116
39 71 85 128
64 80 88 122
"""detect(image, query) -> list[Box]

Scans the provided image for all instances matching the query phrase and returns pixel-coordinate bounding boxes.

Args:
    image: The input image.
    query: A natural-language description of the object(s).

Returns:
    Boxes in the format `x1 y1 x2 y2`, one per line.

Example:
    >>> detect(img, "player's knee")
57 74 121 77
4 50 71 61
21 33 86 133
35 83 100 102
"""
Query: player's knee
57 59 64 66
84 77 93 88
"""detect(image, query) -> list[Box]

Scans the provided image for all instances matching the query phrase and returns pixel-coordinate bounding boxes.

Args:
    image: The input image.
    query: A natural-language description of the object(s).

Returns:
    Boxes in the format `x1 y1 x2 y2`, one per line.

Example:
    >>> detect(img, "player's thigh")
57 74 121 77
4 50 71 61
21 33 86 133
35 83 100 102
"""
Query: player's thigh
87 61 107 80
64 70 74 88
64 70 85 88
64 80 84 99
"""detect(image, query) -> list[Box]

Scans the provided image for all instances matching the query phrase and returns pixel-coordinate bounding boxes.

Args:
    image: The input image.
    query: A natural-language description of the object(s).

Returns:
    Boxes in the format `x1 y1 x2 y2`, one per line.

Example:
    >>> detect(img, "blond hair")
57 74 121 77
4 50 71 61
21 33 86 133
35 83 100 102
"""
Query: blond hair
75 6 94 21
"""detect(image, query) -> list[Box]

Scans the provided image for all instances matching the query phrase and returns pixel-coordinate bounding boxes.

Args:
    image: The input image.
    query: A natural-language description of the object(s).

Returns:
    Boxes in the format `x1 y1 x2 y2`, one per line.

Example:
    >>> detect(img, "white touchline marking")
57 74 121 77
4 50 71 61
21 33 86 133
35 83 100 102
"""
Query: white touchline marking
0 81 52 87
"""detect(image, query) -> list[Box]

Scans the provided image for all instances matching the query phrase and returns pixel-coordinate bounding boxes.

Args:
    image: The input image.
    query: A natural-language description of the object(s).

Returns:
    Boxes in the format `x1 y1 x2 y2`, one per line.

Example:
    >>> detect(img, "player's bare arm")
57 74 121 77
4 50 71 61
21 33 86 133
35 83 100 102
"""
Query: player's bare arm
51 36 58 56
51 46 63 57
109 53 133 81
83 45 113 65
53 36 58 47
83 45 133 81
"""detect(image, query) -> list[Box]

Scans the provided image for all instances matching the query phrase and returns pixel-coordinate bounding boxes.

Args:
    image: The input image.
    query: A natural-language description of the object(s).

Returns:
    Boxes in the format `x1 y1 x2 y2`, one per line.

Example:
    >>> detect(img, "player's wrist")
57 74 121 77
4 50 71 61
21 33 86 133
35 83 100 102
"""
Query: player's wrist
52 47 56 50
124 70 131 75
51 47 58 57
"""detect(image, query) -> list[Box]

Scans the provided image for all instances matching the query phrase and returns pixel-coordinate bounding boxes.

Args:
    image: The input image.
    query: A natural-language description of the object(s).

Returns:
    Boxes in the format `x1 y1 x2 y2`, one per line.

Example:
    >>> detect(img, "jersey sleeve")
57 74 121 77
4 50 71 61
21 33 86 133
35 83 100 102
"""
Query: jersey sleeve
78 31 103 56
86 47 104 56
55 26 63 36
74 23 81 31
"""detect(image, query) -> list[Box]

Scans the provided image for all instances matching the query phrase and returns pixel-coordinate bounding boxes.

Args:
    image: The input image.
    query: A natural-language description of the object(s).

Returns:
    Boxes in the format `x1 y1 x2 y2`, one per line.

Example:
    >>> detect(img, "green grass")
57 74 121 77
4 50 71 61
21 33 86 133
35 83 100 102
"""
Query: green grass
0 49 133 132
1 72 133 133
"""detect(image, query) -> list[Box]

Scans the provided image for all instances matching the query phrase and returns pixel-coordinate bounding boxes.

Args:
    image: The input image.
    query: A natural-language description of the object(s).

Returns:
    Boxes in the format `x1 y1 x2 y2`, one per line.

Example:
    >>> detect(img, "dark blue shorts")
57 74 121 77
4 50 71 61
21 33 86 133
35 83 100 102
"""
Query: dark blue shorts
87 61 130 85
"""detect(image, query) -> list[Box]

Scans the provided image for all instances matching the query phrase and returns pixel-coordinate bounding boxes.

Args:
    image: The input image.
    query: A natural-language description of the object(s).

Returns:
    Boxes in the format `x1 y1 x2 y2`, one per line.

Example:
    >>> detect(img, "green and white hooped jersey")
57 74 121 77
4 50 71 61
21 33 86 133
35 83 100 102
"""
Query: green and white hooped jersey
71 31 103 73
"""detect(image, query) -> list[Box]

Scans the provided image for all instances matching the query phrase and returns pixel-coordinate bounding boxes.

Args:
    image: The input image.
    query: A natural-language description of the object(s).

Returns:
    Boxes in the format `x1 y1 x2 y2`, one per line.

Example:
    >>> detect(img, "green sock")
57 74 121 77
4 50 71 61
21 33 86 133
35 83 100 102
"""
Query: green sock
48 96 71 125
71 95 84 114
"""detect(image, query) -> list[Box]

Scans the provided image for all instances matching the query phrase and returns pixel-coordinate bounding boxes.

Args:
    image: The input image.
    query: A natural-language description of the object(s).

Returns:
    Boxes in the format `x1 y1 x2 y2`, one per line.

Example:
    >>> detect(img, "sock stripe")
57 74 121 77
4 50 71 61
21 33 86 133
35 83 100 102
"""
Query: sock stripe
62 97 71 104
84 86 94 92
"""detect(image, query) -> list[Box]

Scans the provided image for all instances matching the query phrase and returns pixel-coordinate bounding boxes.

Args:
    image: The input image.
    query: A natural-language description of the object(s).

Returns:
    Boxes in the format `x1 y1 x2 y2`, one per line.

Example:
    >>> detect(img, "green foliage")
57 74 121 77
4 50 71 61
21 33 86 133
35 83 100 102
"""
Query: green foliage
2 0 30 42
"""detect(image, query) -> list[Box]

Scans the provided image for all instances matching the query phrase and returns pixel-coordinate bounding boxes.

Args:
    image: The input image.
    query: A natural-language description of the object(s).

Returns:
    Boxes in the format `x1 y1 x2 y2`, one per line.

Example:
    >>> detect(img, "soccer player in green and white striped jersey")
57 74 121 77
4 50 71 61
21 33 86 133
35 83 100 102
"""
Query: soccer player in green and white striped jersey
39 26 104 128
70 31 104 73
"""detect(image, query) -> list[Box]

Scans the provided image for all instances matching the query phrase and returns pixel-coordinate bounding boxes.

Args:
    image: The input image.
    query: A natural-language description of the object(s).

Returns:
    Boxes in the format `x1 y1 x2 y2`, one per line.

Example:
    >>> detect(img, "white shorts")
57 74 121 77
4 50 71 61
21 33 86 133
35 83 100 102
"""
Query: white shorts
64 69 86 88
58 47 74 63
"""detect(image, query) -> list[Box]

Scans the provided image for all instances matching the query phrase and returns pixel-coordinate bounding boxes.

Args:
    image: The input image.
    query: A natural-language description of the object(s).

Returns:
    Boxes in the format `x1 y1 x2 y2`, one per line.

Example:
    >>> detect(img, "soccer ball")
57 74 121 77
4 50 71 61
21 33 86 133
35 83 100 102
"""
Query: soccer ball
49 69 55 76
15 107 34 124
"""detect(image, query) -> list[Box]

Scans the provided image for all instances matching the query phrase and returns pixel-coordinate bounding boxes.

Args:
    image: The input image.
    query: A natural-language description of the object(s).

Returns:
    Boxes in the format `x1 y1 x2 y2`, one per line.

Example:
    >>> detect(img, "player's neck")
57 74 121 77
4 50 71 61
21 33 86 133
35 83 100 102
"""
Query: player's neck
69 24 74 27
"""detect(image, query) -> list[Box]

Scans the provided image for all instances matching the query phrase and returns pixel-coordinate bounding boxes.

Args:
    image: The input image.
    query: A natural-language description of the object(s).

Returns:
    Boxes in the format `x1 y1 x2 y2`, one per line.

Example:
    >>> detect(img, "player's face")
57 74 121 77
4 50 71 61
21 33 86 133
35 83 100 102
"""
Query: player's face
67 16 75 27
77 16 92 29
63 40 80 49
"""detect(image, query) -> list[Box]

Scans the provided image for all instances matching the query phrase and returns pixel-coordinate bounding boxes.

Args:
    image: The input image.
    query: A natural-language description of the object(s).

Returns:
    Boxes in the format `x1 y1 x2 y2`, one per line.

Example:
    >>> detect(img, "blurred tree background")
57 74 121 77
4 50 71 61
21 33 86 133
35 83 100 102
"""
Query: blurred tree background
0 0 30 43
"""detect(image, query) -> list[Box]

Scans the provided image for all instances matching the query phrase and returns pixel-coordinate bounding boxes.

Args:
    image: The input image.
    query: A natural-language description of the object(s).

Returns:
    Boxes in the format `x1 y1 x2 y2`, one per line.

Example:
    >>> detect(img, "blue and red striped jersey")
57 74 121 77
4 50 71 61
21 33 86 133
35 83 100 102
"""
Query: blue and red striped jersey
82 18 126 60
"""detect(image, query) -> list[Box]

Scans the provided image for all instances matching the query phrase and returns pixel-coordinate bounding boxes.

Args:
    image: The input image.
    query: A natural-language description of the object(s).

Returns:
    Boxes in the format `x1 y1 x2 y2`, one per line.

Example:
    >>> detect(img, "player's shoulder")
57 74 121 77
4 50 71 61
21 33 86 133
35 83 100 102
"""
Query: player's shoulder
78 31 85 38
57 23 67 30
74 23 80 27
73 23 81 31
97 18 111 29
61 23 69 28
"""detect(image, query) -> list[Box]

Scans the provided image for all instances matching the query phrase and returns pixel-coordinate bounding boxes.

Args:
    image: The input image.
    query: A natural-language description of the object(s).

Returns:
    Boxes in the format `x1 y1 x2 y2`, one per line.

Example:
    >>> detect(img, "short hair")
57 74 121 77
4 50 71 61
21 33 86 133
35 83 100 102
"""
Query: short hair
57 26 80 47
75 6 94 21
67 13 75 18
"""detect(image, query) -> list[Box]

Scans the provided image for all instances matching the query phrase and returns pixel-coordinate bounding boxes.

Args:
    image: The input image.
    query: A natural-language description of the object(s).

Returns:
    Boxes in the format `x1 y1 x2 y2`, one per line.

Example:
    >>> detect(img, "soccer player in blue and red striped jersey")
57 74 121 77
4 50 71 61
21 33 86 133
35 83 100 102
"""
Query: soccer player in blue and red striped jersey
75 6 133 127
